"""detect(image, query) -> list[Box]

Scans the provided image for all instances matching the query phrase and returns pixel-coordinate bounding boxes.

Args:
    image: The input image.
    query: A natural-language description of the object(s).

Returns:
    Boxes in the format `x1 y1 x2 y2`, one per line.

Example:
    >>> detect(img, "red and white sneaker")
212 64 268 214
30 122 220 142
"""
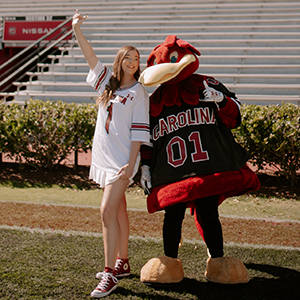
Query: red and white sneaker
96 258 131 279
115 257 131 277
91 272 118 298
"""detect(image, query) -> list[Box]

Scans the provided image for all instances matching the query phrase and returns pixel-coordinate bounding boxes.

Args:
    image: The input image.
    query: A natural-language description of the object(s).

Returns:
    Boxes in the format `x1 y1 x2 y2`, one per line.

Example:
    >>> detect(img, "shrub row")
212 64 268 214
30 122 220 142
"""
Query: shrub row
0 100 299 186
233 102 300 187
0 100 97 170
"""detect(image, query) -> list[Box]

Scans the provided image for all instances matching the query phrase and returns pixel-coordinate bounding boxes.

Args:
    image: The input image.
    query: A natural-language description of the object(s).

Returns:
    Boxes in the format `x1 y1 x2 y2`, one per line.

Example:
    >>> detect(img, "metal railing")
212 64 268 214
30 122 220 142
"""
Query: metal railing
0 16 3 39
0 18 72 96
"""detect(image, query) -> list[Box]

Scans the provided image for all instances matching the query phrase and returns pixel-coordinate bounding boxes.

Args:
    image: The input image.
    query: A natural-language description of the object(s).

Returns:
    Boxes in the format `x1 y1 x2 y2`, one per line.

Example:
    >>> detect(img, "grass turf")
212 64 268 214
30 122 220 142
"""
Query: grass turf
0 228 299 300
0 185 299 221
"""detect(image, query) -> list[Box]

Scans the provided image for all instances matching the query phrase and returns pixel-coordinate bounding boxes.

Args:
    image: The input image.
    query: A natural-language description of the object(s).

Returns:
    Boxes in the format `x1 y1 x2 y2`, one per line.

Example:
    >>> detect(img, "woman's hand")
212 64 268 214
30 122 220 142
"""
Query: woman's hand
118 141 141 181
72 9 88 29
117 164 133 180
71 9 97 70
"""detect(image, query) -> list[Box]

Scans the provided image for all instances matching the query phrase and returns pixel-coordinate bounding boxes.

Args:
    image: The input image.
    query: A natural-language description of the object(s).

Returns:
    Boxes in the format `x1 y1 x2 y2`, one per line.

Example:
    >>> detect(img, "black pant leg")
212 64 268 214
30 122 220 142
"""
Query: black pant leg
163 202 187 258
194 195 224 258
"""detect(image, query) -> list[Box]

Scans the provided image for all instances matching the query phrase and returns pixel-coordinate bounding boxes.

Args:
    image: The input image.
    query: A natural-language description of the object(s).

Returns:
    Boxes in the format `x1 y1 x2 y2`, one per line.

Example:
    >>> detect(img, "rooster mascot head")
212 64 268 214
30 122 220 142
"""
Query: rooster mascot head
140 34 200 86
139 35 206 117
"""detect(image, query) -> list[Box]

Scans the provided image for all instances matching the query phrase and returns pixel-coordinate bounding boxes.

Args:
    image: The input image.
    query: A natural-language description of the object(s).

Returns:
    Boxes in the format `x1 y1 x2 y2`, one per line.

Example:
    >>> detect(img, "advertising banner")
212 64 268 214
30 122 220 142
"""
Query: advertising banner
3 16 71 45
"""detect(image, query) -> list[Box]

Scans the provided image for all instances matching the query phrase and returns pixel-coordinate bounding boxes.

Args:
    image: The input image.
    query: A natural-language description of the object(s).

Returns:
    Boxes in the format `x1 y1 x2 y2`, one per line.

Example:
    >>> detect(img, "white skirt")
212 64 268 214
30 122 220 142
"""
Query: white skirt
89 164 137 188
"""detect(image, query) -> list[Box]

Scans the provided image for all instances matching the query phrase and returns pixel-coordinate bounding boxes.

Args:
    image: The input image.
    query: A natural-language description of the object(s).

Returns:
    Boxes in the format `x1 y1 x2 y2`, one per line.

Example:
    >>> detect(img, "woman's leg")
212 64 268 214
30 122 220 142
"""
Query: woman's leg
101 179 129 270
194 195 224 258
163 202 187 258
117 195 129 259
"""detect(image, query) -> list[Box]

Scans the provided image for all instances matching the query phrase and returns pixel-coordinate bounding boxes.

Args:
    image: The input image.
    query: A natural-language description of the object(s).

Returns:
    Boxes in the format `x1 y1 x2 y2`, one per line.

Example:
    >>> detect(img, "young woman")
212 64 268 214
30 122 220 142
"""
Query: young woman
72 10 150 298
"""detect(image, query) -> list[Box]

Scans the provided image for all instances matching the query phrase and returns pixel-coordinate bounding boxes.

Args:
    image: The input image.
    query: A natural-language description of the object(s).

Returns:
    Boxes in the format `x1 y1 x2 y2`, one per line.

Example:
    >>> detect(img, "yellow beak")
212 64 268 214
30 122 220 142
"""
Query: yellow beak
139 54 196 87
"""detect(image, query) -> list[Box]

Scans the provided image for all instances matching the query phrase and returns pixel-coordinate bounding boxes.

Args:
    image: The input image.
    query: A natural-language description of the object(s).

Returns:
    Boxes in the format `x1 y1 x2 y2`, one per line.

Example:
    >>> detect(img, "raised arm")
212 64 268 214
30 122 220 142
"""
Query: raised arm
72 9 98 70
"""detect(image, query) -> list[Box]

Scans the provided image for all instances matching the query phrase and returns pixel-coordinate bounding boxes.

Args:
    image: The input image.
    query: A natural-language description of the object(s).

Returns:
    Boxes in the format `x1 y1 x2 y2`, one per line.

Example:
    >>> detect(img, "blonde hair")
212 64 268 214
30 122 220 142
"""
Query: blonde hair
96 45 141 106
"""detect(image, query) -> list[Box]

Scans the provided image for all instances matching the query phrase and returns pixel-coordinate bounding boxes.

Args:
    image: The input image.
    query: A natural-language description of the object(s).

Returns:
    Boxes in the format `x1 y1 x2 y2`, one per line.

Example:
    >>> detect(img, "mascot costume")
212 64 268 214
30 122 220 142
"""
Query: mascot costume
138 35 260 285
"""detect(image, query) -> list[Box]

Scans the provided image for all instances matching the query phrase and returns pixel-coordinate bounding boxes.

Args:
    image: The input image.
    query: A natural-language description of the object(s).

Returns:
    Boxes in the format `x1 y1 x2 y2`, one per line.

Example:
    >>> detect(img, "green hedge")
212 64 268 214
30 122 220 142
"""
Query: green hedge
0 100 97 170
233 102 300 187
0 100 299 186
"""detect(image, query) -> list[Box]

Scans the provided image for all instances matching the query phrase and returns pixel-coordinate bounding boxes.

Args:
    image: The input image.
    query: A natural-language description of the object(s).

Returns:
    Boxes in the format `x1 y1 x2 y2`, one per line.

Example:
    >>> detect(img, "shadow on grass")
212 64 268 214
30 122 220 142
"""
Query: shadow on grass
0 163 95 190
10 181 52 188
119 265 300 300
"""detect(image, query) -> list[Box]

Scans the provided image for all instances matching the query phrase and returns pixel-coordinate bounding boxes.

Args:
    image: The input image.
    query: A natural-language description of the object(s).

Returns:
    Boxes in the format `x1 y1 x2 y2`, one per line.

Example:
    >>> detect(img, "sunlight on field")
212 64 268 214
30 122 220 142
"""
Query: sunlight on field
0 185 299 221
0 185 148 210
219 195 300 222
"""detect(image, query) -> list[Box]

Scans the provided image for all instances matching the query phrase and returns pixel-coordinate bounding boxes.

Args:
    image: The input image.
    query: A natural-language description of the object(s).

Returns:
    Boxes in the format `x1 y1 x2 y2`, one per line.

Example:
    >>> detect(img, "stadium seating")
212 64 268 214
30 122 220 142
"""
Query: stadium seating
0 0 299 104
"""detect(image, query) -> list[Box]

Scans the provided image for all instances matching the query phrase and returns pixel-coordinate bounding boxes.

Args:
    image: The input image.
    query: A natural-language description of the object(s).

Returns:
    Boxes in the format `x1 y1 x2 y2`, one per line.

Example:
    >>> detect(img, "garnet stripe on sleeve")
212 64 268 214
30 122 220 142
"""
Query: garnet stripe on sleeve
131 123 150 132
94 67 108 91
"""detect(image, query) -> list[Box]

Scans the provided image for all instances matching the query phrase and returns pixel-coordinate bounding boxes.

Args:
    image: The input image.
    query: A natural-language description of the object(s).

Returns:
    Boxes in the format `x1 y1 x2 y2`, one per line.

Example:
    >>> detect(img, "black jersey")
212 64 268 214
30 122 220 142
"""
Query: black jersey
147 80 250 188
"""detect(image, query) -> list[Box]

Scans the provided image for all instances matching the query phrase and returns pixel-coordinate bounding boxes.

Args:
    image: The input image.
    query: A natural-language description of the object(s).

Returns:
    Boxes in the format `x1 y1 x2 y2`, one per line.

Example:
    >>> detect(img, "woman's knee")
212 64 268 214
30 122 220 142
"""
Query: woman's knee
100 181 127 225
100 202 118 226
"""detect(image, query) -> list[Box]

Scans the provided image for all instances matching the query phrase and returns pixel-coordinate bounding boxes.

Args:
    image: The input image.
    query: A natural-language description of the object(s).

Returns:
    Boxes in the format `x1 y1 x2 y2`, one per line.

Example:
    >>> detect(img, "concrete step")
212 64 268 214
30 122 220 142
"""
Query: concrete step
78 19 300 27
61 46 300 56
12 91 98 103
78 24 300 33
48 54 300 65
26 71 300 85
26 71 87 82
13 81 91 92
79 32 300 41
36 62 300 74
1 1 300 17
7 90 299 106
66 38 300 48
13 80 300 98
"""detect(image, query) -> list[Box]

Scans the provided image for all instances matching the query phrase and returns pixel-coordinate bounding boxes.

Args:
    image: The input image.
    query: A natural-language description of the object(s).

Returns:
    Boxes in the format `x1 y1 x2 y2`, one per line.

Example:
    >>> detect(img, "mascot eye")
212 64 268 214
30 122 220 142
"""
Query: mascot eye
170 52 178 63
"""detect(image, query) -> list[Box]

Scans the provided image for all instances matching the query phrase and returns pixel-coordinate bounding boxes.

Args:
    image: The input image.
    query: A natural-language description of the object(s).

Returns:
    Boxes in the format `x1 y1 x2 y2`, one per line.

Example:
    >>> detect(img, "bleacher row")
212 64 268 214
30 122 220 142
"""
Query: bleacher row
0 0 300 105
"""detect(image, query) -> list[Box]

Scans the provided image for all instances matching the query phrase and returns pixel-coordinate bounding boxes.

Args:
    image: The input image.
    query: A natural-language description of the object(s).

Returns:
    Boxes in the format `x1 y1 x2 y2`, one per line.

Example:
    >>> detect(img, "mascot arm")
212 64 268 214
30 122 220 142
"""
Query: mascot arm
205 79 242 129
140 144 153 194
141 144 153 167
200 76 242 129
217 96 242 129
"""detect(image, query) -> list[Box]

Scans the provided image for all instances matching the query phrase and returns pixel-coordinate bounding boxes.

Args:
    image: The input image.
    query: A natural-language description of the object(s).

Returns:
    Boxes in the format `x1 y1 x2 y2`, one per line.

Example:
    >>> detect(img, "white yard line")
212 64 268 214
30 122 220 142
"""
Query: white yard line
1 225 299 252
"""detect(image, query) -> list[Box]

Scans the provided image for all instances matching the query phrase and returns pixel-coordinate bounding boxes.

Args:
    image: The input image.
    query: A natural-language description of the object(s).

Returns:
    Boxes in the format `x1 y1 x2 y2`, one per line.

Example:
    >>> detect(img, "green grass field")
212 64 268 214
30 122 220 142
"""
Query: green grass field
0 228 299 300
1 185 300 299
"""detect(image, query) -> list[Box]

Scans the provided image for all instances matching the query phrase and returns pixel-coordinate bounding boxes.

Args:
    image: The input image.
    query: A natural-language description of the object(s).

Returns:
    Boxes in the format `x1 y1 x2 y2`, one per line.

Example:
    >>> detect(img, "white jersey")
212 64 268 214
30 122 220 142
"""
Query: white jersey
86 61 150 187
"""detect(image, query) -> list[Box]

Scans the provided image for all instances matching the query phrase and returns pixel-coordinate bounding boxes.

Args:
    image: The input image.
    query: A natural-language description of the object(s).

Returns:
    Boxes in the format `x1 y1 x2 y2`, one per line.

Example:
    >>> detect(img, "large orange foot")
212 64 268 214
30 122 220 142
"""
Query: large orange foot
140 255 184 284
205 257 249 284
